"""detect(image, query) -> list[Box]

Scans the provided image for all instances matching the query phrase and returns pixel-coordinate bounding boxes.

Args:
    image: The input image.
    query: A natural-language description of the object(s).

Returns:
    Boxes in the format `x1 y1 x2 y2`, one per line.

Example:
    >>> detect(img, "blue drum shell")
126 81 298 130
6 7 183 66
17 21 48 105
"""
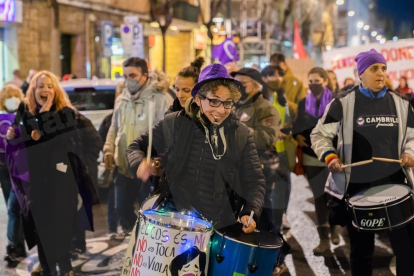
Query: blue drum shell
208 224 282 276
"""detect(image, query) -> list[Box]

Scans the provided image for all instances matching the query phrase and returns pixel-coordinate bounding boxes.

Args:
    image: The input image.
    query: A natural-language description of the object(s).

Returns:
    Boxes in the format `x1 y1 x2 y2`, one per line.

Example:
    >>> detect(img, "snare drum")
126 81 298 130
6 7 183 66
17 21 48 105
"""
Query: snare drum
347 184 414 231
208 223 282 276
124 210 212 276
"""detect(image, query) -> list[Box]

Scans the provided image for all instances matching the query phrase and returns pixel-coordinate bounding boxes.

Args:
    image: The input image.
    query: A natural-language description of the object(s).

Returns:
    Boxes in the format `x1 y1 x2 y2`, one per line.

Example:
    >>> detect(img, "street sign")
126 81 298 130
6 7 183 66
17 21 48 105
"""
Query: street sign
101 21 113 57
121 22 144 58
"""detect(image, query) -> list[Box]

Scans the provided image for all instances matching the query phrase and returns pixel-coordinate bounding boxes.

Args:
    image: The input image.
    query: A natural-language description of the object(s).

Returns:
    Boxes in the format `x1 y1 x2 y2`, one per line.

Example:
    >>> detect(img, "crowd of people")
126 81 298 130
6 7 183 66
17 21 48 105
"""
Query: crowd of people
0 48 412 276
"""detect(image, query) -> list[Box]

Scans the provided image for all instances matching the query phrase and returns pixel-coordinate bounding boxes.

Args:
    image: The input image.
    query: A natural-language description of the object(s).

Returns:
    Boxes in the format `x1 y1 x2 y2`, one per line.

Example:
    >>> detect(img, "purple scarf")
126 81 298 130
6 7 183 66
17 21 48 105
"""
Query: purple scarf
305 87 333 118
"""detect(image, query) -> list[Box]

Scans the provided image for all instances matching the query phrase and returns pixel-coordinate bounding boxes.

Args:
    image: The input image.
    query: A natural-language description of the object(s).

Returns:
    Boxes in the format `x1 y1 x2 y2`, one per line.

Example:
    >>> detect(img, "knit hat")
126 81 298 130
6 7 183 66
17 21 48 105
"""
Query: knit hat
355 49 387 75
191 64 242 97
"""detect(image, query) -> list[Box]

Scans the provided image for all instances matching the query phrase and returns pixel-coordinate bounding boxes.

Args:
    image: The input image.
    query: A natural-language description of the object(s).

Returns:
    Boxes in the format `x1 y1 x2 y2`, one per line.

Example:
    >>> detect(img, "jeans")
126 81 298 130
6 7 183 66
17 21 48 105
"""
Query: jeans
114 172 150 231
0 164 12 204
347 220 414 276
107 183 118 233
7 190 25 247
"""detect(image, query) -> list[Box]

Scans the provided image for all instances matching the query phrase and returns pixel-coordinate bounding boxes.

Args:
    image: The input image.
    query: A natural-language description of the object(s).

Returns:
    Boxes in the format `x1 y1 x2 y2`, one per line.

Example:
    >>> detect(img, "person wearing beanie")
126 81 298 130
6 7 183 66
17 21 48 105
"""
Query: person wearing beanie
126 64 266 234
311 48 414 276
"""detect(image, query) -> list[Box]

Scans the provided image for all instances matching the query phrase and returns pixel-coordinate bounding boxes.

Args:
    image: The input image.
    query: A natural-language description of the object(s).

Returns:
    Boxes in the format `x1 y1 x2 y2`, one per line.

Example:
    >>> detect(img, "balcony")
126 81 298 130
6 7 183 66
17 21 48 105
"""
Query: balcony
173 1 200 23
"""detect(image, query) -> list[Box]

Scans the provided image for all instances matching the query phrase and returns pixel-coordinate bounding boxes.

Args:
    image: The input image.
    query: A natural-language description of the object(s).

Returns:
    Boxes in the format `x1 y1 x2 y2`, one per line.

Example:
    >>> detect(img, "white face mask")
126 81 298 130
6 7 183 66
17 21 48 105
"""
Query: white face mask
4 97 21 112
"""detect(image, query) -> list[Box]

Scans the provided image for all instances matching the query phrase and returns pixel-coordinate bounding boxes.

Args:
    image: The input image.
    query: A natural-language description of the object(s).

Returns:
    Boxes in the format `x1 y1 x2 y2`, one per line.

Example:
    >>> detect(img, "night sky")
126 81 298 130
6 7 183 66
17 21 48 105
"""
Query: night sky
377 0 414 34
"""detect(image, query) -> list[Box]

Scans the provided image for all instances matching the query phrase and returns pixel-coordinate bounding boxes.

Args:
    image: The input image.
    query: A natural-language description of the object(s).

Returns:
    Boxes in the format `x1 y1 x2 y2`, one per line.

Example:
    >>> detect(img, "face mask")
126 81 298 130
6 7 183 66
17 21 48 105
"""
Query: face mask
4 97 21 112
309 83 324 96
126 78 143 95
267 80 282 90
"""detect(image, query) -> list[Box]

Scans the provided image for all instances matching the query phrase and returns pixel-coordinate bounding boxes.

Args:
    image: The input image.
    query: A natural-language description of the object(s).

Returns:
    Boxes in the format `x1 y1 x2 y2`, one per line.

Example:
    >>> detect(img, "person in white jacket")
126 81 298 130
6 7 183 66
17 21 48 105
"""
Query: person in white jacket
103 57 173 233
311 49 414 276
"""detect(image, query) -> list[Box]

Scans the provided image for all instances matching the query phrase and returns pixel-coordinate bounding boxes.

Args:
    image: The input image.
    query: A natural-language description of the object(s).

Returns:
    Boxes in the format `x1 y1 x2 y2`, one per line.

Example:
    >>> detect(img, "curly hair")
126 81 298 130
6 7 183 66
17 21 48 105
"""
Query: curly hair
25 70 74 115
0 84 24 111
197 79 241 102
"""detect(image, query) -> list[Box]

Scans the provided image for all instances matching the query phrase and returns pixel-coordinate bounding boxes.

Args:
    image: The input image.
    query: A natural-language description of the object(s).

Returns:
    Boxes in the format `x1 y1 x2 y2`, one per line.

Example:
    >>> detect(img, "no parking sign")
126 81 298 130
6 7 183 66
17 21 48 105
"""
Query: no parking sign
121 17 144 58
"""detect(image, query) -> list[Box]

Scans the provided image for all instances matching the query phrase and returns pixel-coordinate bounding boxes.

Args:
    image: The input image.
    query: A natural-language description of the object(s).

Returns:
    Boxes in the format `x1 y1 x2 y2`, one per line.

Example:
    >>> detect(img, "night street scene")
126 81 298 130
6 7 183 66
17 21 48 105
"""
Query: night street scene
0 0 413 275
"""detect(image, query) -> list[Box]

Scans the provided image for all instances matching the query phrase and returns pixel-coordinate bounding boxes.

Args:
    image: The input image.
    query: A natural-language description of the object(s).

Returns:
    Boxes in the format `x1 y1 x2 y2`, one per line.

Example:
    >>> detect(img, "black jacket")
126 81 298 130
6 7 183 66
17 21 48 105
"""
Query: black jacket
126 109 265 228
292 98 321 157
165 98 184 115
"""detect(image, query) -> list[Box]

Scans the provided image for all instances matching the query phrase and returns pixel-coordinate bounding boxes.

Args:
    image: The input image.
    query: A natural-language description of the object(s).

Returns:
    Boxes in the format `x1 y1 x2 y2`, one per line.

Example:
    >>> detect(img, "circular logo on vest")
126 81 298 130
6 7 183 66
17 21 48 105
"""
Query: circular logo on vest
357 117 365 125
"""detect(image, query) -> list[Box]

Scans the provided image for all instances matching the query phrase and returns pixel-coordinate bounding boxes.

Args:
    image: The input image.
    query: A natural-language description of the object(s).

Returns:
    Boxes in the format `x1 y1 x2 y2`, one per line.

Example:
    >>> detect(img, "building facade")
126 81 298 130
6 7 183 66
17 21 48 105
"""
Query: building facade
1 0 208 85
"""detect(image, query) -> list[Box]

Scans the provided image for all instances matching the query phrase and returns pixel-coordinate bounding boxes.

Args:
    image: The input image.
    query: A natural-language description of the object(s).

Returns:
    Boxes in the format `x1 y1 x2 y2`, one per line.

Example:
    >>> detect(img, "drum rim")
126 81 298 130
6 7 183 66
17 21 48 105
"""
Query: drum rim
140 194 160 211
142 210 212 233
348 185 412 207
348 192 413 209
213 229 283 249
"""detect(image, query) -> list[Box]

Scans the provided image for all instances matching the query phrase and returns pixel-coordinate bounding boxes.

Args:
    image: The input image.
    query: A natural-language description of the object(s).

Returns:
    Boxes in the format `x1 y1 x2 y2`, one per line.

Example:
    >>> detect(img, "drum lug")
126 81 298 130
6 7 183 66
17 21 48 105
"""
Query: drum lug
216 254 225 263
248 263 258 273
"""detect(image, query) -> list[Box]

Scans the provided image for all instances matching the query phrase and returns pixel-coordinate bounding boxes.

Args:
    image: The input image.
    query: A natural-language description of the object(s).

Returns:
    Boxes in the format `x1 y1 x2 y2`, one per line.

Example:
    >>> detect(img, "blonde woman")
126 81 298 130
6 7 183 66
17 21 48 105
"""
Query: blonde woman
6 71 79 276
0 84 26 263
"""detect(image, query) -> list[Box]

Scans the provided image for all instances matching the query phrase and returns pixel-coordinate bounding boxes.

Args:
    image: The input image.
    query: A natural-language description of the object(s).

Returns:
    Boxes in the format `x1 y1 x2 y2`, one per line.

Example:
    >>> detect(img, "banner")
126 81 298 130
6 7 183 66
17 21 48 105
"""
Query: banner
6 126 31 218
0 113 14 158
212 37 239 65
323 39 414 89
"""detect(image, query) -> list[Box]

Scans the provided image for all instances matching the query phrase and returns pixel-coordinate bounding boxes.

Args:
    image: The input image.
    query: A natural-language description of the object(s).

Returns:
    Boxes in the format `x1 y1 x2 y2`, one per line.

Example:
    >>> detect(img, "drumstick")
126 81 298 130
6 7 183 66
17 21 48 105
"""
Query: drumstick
341 159 373 169
146 101 155 163
372 157 402 163
246 211 254 227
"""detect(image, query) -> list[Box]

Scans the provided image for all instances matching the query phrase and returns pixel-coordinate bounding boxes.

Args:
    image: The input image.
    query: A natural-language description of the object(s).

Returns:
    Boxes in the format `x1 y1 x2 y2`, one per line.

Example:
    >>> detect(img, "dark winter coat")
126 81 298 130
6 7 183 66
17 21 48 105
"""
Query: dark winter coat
13 103 79 261
126 101 265 228
165 98 184 115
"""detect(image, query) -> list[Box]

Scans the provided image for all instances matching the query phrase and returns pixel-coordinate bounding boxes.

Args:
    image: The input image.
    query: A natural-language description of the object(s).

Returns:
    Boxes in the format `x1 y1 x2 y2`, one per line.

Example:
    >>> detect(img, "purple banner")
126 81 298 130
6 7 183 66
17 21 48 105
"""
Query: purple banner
6 127 31 218
0 113 15 163
212 37 239 65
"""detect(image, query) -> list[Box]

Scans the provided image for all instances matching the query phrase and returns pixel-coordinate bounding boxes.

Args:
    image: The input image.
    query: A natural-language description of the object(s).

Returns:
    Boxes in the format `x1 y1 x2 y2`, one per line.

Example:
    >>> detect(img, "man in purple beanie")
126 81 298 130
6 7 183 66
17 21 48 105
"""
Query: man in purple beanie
126 64 266 233
311 48 414 275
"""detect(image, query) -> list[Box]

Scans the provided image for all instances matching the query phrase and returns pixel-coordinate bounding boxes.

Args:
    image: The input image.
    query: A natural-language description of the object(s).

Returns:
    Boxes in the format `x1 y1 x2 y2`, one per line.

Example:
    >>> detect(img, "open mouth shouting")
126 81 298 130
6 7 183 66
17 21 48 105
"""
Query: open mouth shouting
40 95 48 102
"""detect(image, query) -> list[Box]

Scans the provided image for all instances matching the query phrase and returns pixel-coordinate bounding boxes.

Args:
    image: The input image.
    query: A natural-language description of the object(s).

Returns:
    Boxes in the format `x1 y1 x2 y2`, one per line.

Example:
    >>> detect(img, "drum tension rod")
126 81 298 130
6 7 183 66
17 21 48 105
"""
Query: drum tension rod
248 243 260 273
216 233 226 263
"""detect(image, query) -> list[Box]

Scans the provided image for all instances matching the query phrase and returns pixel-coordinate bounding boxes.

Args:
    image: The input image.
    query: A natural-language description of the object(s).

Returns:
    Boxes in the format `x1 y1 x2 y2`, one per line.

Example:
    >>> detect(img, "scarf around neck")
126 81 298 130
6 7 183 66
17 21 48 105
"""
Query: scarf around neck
305 87 333 118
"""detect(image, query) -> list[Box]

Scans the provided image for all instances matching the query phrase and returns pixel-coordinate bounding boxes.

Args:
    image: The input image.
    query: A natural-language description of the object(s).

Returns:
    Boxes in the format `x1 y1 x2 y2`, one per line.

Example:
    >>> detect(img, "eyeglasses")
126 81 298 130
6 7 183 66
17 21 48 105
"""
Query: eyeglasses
199 95 234 109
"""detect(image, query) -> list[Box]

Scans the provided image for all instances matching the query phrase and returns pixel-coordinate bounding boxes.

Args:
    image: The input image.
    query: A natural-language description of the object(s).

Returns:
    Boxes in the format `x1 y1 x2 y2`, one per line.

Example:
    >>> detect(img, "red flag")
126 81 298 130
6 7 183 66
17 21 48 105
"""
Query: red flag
293 20 308 59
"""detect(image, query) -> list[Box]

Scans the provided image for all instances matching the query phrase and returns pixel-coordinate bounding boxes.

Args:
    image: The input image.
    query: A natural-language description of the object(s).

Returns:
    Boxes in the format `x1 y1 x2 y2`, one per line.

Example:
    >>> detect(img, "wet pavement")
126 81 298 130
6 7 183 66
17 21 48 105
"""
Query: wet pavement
0 174 397 275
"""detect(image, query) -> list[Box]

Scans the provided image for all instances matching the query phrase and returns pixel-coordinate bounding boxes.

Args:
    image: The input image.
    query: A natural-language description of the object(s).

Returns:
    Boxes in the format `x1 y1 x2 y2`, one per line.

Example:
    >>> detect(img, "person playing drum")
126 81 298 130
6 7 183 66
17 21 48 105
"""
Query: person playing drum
126 64 266 234
311 48 414 276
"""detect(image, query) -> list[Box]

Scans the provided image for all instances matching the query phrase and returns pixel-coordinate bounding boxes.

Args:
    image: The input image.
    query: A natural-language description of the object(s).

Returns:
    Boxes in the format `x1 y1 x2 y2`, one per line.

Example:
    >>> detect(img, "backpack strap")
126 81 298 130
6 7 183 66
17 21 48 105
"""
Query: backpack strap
162 111 179 154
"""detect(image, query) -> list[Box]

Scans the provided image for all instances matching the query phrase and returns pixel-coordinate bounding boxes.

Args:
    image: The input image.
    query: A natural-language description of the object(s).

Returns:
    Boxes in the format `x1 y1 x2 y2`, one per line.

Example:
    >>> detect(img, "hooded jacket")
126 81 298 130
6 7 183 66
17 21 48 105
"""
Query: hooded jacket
126 99 266 227
103 70 173 178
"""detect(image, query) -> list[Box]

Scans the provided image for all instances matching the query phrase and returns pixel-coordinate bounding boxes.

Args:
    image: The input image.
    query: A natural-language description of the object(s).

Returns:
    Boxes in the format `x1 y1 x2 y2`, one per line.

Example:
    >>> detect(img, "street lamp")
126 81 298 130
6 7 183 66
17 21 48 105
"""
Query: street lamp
376 35 382 41
336 0 344 5
348 11 355 17
380 38 386 44
357 21 364 29
363 25 370 31
393 36 398 41
361 36 367 41
371 31 378 37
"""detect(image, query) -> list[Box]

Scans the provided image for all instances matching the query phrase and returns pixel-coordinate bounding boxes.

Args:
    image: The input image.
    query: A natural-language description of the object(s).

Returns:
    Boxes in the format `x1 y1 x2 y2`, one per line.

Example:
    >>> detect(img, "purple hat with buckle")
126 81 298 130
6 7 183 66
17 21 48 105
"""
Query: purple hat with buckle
191 63 242 97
